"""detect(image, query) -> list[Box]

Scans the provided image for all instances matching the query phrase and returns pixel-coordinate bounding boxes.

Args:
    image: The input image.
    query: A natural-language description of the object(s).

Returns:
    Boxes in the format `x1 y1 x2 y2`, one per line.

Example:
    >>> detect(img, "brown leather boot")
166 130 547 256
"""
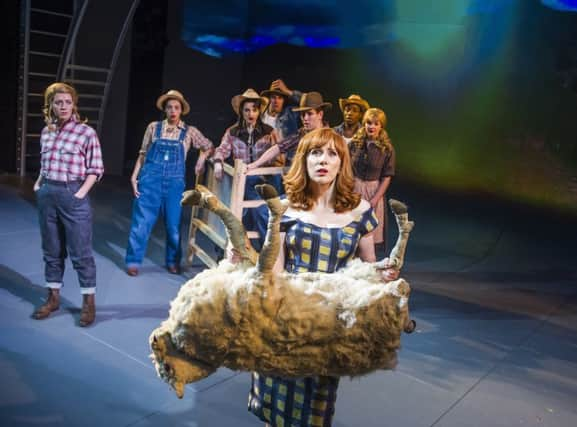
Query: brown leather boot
79 294 96 327
33 288 60 319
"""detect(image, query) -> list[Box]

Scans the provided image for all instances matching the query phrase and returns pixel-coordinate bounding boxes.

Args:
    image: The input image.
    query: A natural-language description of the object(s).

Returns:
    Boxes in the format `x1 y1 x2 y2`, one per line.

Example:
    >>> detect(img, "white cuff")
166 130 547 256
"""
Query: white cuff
46 282 62 289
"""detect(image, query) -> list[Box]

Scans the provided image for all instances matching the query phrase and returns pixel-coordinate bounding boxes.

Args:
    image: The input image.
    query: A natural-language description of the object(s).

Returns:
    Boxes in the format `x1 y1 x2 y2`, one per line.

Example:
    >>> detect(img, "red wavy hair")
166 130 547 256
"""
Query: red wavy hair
283 128 360 213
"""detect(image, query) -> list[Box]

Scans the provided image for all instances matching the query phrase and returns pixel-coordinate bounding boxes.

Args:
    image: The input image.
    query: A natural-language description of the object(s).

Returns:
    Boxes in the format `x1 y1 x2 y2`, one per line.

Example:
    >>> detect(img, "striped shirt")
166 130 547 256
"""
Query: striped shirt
139 120 213 155
39 117 104 182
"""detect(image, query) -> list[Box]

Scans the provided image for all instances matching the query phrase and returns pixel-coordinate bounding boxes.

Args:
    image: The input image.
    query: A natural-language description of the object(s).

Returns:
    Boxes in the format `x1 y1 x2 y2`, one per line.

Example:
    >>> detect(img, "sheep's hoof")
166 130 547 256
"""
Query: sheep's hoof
255 184 278 200
389 199 408 215
404 319 416 334
181 190 202 206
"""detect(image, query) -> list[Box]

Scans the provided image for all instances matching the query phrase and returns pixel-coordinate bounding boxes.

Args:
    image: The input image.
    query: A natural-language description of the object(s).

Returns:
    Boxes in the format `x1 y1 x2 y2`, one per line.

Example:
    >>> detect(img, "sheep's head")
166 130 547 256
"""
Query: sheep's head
149 329 216 398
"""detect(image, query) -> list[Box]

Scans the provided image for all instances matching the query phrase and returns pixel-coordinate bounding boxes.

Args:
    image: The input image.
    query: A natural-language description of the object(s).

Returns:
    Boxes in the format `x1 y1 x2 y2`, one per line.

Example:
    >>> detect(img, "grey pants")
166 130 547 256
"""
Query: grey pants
36 179 96 293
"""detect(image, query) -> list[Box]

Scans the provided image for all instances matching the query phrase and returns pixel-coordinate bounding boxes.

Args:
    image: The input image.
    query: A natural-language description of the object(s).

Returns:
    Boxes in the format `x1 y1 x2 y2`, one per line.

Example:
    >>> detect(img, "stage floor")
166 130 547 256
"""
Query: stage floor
1 174 576 427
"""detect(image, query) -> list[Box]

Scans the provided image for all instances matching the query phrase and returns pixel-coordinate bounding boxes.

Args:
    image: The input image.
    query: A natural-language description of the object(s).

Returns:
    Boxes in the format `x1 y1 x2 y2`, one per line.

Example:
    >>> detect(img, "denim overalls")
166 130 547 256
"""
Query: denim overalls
125 122 187 268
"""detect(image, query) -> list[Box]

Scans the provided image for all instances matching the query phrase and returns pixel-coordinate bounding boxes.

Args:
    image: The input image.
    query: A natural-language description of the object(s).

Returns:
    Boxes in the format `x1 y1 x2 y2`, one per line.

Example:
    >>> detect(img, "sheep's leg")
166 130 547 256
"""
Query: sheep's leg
254 184 288 274
376 199 414 270
181 185 258 265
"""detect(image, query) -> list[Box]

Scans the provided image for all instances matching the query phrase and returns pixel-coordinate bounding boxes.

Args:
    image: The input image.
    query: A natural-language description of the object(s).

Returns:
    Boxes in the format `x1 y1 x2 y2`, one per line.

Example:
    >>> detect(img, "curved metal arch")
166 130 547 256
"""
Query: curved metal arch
97 0 141 135
56 0 90 81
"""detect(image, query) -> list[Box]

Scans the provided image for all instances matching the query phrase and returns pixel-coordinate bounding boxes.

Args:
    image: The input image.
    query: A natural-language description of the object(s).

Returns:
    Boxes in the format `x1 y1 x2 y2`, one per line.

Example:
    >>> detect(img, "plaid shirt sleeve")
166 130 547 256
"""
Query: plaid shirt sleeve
138 122 155 155
186 126 213 154
277 133 300 154
213 128 234 163
84 127 104 179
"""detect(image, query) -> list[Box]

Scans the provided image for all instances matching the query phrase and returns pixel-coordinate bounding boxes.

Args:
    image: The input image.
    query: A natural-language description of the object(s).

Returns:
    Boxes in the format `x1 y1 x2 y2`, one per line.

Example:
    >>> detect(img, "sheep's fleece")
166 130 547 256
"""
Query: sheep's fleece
150 184 415 398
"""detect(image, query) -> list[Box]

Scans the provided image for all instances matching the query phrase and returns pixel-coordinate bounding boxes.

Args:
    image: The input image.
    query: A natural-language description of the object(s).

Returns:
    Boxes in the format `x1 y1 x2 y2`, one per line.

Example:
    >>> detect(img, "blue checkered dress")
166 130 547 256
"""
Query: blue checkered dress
248 207 378 426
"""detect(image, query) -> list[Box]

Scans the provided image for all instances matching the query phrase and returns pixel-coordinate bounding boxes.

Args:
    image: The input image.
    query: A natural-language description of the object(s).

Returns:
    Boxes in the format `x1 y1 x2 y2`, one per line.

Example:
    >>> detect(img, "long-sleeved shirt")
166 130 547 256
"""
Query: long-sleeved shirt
39 116 104 182
213 122 277 165
139 120 213 155
348 136 396 181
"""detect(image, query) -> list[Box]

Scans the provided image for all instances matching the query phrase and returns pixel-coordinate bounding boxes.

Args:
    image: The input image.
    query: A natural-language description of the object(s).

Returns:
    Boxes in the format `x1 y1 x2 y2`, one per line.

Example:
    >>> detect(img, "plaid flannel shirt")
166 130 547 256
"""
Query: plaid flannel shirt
213 126 277 165
139 120 213 155
39 117 104 182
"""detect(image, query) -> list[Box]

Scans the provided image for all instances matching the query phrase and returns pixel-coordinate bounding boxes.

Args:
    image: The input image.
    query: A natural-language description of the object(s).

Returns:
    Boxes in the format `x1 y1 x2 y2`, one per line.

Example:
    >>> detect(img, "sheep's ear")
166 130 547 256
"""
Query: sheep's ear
153 335 158 343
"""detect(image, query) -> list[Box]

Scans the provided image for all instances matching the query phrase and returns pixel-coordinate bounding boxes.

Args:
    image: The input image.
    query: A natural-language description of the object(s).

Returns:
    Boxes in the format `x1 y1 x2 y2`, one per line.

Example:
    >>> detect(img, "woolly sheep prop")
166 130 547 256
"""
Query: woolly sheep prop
150 184 415 398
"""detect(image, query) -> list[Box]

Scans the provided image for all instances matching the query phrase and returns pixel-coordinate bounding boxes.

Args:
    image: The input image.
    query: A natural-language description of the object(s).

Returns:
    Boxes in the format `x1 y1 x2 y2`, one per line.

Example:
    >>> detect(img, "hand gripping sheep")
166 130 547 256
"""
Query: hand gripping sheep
149 184 415 398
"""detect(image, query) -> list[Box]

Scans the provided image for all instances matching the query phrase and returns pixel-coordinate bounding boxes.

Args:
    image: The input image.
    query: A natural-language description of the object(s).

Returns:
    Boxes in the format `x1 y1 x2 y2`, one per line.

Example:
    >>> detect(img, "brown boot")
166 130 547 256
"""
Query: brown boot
79 294 96 327
33 288 60 320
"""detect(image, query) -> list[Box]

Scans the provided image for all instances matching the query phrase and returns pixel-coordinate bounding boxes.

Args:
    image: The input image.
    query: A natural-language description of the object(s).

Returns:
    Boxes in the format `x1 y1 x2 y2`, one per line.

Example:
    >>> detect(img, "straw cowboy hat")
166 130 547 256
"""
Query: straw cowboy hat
156 90 190 115
292 92 332 112
231 88 269 116
339 94 370 113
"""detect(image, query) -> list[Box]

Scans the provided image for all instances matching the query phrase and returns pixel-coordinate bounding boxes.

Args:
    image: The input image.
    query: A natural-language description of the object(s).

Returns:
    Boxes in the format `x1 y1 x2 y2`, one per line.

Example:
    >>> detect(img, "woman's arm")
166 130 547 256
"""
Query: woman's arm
74 174 98 199
131 123 154 197
369 176 391 208
358 233 377 263
213 129 234 180
33 174 43 191
358 232 399 282
130 154 145 197
246 144 281 171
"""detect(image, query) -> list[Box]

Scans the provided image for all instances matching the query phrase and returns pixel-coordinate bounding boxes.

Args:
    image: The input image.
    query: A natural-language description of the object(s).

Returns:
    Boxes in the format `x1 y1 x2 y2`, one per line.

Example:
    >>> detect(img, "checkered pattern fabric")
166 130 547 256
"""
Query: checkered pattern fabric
248 207 378 426
283 208 378 274
39 117 104 182
213 126 276 164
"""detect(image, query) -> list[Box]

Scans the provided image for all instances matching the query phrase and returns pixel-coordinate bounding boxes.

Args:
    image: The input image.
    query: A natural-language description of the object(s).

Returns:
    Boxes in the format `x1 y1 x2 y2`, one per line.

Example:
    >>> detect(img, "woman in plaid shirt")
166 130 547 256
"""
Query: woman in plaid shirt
32 82 104 327
212 88 280 250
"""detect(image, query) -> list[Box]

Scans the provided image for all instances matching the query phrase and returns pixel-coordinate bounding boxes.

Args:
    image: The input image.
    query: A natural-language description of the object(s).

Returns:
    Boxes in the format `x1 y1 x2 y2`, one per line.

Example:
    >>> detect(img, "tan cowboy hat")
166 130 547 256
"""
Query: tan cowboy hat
339 94 369 113
156 90 190 115
231 88 269 116
292 92 332 112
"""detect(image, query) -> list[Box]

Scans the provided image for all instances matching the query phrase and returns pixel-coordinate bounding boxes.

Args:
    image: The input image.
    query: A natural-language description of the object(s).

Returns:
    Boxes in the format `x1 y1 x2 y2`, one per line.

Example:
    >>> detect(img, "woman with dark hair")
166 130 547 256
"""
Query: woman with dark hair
32 82 104 327
246 128 399 426
349 108 395 252
212 88 280 250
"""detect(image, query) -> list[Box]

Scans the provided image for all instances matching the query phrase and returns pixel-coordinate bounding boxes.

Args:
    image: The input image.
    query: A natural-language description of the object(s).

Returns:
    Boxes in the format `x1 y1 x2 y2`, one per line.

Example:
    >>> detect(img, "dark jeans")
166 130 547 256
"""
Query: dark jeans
36 180 96 292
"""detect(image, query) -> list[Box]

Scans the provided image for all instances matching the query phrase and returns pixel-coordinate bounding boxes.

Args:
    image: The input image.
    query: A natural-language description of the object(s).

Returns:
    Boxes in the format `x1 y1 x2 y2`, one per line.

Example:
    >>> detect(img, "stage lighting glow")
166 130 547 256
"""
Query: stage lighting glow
541 0 577 12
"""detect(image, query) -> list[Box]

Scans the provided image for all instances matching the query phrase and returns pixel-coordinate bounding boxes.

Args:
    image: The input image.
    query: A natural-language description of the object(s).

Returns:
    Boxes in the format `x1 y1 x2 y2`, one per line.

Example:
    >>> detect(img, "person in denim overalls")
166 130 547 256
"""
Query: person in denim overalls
125 90 213 276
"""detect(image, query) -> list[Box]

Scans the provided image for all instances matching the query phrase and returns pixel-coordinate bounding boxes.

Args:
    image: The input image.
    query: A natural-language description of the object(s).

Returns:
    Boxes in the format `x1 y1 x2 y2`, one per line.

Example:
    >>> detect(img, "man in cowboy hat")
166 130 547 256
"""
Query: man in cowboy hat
260 79 302 141
125 89 213 276
247 91 332 170
334 94 370 144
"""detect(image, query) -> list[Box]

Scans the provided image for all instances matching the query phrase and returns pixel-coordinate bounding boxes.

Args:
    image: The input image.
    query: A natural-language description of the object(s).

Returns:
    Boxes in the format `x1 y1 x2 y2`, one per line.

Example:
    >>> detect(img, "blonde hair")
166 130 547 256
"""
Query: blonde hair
351 108 392 153
283 128 360 213
42 82 83 128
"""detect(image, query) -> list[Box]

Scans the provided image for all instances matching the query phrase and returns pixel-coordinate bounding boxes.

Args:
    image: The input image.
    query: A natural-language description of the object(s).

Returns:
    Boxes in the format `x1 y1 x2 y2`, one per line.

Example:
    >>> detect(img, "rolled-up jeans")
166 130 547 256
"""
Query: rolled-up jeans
36 179 96 294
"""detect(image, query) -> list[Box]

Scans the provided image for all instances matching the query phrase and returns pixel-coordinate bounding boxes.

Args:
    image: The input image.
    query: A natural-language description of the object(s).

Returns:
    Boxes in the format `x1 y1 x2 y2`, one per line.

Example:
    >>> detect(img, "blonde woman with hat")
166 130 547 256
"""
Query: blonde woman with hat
212 88 279 250
125 90 214 276
247 91 331 171
32 82 104 327
334 94 370 144
349 108 396 252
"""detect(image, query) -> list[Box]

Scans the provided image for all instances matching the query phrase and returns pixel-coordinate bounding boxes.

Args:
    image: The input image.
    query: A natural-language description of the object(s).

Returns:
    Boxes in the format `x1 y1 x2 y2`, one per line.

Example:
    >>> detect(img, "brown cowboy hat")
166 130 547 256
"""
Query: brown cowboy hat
292 92 332 112
339 94 370 113
231 88 269 116
156 90 190 115
260 82 287 98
